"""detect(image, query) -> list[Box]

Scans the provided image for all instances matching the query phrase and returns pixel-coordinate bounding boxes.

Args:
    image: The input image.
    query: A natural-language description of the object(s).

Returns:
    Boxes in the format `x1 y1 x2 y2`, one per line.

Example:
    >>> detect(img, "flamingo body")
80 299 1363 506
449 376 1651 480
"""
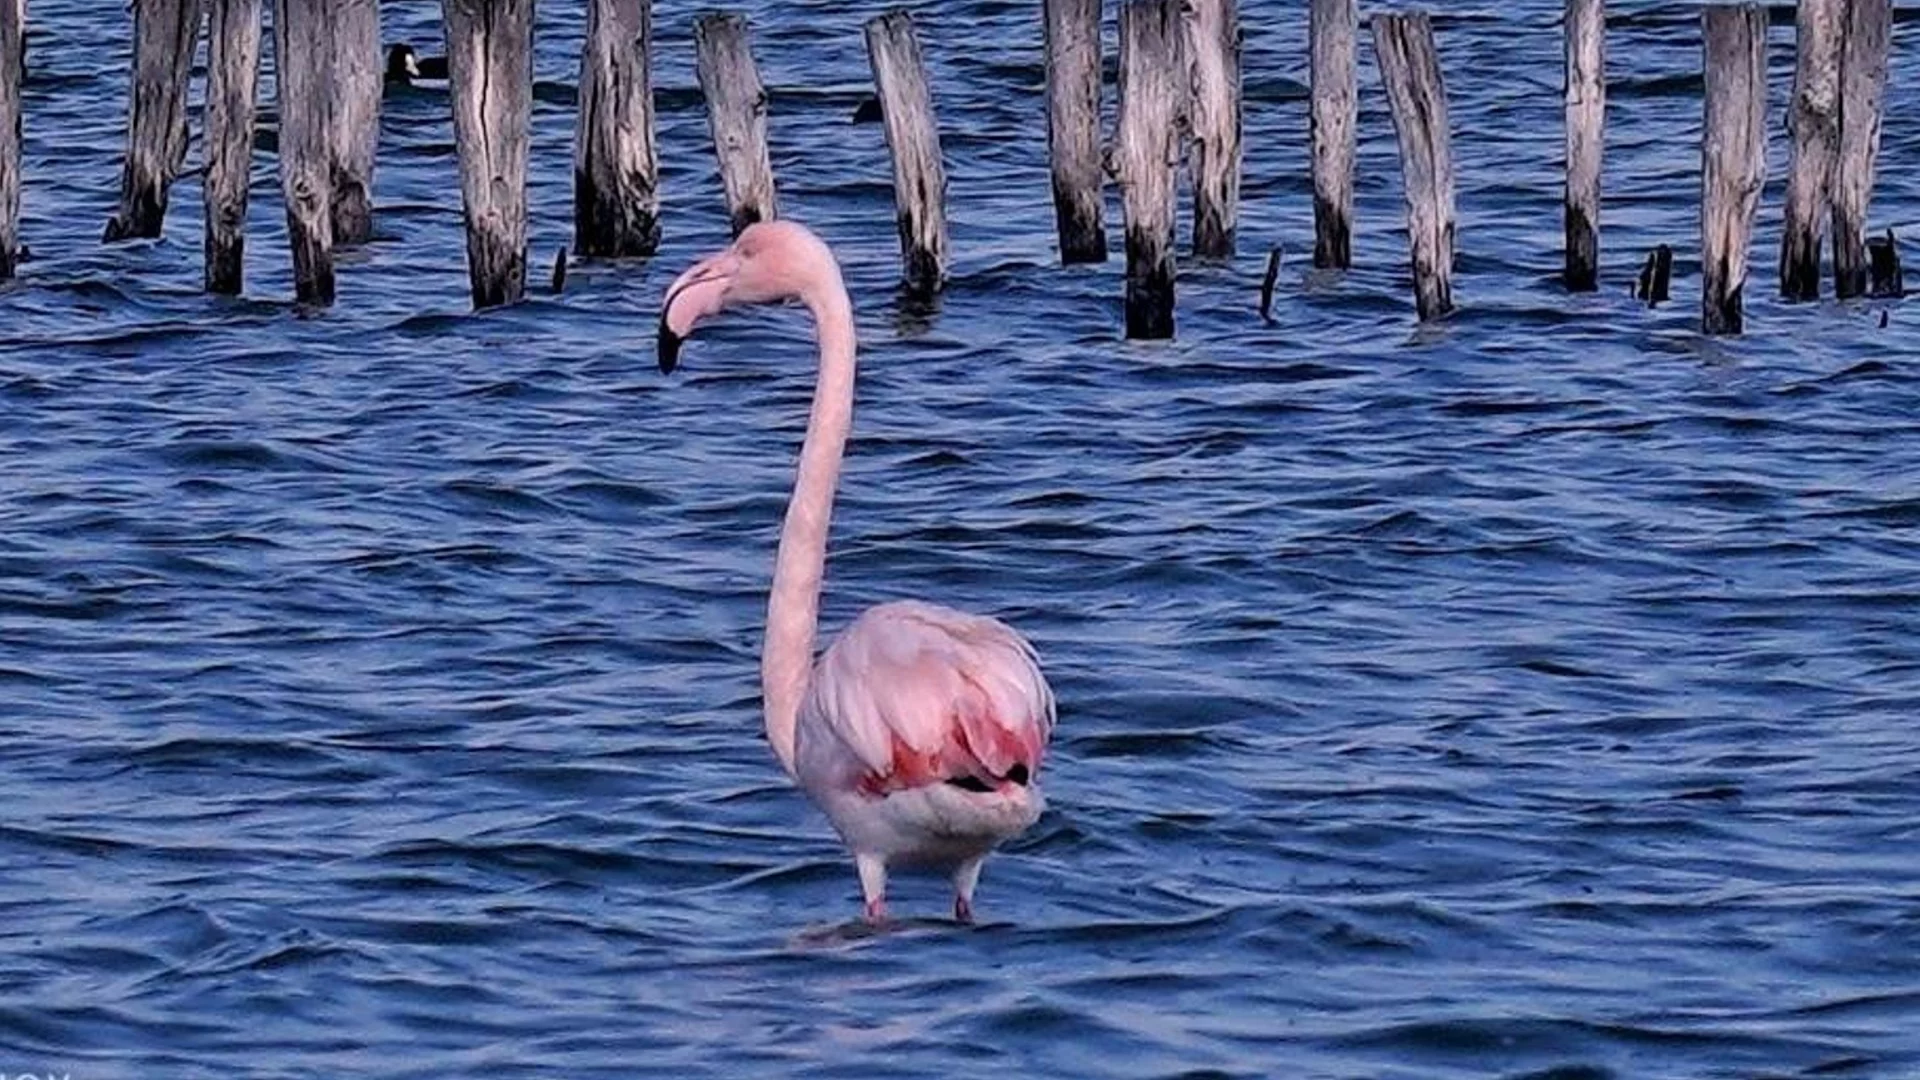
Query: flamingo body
657 221 1055 922
797 601 1052 914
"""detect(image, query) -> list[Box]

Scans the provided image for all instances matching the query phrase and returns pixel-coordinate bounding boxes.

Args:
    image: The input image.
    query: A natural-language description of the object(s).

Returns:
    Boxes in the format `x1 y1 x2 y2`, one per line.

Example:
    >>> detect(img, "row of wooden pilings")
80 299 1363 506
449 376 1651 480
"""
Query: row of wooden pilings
0 1 1901 336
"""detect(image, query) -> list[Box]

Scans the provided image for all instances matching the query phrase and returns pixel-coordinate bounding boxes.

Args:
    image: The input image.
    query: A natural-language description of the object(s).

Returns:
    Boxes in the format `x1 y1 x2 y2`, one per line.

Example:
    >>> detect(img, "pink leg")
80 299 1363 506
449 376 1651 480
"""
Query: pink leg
857 853 887 924
953 894 974 924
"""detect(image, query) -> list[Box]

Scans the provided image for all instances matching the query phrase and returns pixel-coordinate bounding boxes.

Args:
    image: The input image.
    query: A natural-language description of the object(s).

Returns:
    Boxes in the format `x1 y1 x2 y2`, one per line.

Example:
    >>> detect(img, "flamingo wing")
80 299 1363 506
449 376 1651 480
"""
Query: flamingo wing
799 600 1054 797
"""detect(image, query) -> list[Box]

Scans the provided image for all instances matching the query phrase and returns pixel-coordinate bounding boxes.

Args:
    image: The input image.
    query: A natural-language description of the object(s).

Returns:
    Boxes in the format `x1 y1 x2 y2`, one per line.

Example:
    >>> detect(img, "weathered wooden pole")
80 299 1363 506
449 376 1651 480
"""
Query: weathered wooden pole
865 10 948 294
104 0 204 241
330 0 381 246
1309 0 1356 269
1779 0 1841 301
694 13 776 236
1042 0 1105 263
0 0 21 279
1701 4 1768 336
272 0 334 304
1564 0 1605 291
1372 11 1455 321
1116 0 1182 339
1186 0 1240 259
203 0 263 294
574 0 660 257
1833 0 1892 299
445 0 535 309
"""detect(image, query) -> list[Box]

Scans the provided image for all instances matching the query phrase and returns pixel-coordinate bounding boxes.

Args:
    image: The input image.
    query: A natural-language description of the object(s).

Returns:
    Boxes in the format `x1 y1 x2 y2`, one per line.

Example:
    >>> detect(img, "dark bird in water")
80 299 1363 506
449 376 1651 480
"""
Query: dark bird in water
385 43 448 86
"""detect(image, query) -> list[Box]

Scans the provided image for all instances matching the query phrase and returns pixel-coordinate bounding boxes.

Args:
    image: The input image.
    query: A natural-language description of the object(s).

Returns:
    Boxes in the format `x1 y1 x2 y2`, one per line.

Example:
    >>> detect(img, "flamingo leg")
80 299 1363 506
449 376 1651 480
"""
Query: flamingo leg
952 855 986 924
857 852 888 924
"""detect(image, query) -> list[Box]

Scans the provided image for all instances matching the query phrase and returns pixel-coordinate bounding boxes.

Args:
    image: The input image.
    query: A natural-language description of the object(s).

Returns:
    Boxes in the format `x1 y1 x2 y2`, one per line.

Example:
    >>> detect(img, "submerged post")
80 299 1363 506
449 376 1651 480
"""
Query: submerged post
0 0 21 279
865 10 948 294
1043 0 1105 263
1186 0 1240 259
1833 0 1892 299
1310 0 1356 269
1116 0 1182 339
1701 3 1768 335
1373 11 1455 321
1564 0 1604 291
204 0 264 294
1779 0 1841 301
694 13 776 236
445 0 534 309
273 0 334 304
330 0 381 245
104 0 204 241
574 0 661 257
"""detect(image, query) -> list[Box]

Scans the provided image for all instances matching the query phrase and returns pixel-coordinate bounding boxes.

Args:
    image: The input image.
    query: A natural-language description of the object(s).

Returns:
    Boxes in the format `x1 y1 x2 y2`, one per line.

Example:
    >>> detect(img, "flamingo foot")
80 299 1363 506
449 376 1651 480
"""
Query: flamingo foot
954 895 974 924
864 896 887 924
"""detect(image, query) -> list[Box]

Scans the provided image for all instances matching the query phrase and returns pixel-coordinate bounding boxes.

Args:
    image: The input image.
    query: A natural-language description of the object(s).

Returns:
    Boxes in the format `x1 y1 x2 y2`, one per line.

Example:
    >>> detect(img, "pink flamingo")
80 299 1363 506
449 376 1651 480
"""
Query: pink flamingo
658 221 1056 924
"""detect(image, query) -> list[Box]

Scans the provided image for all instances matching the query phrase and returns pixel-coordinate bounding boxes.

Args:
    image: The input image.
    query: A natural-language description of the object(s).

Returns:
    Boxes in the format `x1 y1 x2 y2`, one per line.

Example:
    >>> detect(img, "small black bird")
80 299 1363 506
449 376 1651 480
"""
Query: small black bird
385 43 448 86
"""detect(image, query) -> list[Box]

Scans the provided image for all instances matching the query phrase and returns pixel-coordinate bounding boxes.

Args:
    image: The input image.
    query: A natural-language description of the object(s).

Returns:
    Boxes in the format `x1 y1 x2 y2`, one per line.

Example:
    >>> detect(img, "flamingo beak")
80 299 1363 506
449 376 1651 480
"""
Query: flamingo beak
657 314 683 374
657 252 741 375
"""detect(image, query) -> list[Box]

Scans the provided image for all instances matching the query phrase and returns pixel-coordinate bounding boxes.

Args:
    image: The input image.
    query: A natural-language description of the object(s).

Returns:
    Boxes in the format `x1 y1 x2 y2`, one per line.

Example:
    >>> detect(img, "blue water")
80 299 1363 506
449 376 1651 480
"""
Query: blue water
4 0 1918 1076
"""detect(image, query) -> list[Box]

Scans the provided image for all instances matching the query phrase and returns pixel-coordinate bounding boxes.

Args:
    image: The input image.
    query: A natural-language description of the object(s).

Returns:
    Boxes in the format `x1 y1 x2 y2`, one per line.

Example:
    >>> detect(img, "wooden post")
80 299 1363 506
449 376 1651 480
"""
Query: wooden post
694 13 776 236
1779 0 1841 301
1042 0 1105 263
330 0 380 246
574 0 661 257
0 0 21 279
104 0 204 241
1116 0 1182 339
1635 243 1672 304
865 10 948 294
1372 11 1455 321
1833 0 1891 299
203 0 263 294
1186 0 1240 259
273 0 334 304
1564 0 1604 291
1701 4 1768 336
1309 0 1356 269
444 0 534 309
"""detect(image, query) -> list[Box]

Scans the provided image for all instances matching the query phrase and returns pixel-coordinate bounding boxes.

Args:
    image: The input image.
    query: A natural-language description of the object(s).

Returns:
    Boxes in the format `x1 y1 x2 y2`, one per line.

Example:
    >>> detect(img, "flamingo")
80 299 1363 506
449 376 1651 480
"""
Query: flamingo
657 221 1056 924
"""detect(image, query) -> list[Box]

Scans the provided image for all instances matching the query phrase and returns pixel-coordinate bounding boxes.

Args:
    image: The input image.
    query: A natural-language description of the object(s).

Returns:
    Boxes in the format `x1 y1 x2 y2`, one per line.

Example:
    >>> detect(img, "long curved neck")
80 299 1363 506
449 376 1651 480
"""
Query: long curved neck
762 282 856 776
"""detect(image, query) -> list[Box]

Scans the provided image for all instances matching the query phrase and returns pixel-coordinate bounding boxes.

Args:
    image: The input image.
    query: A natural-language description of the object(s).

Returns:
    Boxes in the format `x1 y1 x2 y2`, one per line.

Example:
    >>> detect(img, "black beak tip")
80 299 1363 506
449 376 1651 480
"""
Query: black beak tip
657 322 682 375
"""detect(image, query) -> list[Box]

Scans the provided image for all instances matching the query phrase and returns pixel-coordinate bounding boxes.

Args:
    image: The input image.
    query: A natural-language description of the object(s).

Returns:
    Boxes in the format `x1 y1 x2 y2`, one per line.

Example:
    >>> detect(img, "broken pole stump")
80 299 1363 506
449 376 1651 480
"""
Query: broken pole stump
330 0 381 246
1867 228 1902 297
574 0 661 258
1186 0 1241 260
1564 0 1604 291
1636 243 1672 305
445 0 535 309
1309 0 1356 269
1833 0 1892 299
1116 0 1183 340
1373 10 1455 321
1701 3 1768 336
203 0 263 294
694 13 776 236
1042 0 1105 263
0 0 21 279
865 9 949 295
273 0 335 304
104 0 204 241
1779 0 1841 301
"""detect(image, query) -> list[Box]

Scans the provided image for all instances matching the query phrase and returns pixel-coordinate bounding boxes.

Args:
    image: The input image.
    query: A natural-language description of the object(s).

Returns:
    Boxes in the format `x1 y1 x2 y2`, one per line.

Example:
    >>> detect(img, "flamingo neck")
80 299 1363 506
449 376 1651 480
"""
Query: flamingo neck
762 283 856 776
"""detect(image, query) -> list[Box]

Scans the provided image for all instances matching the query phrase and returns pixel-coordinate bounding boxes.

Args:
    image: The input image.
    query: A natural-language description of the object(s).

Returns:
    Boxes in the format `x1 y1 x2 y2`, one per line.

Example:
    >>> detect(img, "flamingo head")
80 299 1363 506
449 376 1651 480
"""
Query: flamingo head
657 220 841 374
